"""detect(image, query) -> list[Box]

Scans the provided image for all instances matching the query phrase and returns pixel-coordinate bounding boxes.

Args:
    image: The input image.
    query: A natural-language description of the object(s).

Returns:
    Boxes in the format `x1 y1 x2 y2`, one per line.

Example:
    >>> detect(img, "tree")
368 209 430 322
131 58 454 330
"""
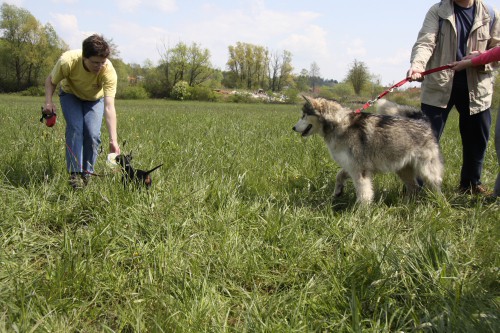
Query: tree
346 59 370 95
157 41 213 97
309 62 321 93
105 37 121 60
0 3 66 91
185 43 213 87
268 50 294 92
294 68 310 92
226 42 269 90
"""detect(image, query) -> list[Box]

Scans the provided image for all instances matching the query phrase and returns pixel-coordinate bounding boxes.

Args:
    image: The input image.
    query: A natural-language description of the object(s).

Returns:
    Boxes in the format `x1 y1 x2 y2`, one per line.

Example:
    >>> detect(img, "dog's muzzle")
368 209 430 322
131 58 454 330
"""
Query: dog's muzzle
294 124 312 137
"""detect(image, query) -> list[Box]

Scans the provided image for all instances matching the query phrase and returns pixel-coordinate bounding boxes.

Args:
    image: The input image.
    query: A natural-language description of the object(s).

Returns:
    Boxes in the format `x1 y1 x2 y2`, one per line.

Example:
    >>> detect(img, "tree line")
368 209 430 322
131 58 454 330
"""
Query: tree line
0 3 375 101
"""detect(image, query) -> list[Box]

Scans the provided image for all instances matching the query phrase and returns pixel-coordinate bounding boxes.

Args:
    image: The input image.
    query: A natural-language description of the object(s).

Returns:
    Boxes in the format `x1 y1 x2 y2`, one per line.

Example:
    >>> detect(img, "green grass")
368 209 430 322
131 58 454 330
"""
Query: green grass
0 95 499 332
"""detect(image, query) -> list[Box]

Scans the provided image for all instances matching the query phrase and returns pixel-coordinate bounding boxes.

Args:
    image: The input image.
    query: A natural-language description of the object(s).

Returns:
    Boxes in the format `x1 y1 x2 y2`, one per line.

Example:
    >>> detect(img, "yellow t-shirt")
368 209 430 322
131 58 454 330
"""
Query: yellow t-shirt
50 49 117 101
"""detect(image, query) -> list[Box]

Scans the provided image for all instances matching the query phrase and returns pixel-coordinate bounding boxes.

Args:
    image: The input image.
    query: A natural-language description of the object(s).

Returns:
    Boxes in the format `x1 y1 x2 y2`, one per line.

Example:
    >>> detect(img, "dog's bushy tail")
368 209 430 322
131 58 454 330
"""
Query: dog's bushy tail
375 99 426 120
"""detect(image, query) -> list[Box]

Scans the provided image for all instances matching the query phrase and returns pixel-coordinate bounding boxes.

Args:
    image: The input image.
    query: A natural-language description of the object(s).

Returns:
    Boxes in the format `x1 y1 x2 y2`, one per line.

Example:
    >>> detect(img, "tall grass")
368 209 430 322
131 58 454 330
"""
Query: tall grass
0 95 498 332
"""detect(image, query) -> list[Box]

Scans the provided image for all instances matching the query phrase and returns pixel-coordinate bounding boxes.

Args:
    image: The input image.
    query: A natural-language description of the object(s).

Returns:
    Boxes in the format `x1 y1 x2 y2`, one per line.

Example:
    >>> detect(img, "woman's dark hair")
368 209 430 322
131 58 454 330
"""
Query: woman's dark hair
82 34 110 58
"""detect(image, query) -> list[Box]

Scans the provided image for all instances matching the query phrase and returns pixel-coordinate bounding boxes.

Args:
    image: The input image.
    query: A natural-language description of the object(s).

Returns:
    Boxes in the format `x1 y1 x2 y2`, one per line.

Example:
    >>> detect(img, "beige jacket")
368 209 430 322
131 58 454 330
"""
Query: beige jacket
410 0 500 114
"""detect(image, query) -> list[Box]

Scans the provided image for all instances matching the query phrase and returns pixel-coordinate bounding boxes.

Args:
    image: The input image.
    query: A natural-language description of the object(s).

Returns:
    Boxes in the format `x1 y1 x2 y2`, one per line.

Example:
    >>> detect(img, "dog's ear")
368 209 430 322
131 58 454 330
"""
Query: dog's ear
302 95 318 116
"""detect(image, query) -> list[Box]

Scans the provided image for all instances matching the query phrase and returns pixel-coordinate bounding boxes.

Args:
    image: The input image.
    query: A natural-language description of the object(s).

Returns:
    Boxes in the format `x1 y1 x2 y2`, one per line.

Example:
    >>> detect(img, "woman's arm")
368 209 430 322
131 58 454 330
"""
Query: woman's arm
103 96 120 154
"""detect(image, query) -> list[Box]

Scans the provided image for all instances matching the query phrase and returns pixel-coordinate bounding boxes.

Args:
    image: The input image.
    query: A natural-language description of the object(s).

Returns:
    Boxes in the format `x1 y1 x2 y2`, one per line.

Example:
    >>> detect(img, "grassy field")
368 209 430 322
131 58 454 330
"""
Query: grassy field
0 94 498 332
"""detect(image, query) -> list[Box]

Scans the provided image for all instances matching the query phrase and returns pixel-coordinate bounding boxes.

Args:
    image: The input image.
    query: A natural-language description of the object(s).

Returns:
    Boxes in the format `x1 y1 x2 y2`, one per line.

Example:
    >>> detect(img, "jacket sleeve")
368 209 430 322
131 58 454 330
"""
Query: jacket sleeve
410 4 441 72
485 7 500 70
471 46 500 65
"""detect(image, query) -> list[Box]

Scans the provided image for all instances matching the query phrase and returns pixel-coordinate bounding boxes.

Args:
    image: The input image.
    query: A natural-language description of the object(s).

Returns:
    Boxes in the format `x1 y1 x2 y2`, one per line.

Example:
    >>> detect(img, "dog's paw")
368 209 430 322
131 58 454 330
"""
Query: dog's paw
334 185 344 197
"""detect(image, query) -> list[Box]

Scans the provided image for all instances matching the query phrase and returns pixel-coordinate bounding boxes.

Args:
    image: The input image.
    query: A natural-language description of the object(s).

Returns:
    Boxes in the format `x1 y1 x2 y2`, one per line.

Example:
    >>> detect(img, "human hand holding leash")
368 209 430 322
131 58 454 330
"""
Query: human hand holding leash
406 67 424 82
448 51 482 72
42 102 57 115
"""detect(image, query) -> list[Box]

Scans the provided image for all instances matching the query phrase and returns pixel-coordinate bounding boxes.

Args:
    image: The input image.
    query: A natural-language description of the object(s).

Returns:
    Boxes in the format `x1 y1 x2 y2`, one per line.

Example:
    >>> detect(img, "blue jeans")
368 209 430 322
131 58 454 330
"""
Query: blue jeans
59 90 104 174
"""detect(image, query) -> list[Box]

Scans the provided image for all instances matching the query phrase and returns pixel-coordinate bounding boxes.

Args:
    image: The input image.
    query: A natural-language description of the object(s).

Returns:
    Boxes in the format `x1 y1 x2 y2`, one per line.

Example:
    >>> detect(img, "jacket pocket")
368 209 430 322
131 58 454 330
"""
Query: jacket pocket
474 27 491 51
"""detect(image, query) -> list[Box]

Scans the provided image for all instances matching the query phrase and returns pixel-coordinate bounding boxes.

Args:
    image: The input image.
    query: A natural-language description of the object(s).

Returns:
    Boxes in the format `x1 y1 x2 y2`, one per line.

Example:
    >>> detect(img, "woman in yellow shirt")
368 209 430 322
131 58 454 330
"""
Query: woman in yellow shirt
43 34 121 189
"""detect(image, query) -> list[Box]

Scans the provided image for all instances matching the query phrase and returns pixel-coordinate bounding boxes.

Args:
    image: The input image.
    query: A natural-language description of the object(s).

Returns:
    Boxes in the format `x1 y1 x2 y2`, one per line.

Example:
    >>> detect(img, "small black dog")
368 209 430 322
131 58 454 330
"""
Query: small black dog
115 152 163 189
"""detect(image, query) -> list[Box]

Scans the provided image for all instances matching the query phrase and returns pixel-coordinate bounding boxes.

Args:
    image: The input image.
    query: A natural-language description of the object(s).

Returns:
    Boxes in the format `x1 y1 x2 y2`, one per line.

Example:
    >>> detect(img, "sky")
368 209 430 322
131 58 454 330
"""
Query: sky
3 0 500 86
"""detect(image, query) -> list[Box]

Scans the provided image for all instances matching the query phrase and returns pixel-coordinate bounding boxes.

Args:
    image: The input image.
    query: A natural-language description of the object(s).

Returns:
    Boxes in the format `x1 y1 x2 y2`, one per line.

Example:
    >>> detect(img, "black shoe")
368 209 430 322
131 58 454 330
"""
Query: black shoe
82 173 91 186
69 172 84 189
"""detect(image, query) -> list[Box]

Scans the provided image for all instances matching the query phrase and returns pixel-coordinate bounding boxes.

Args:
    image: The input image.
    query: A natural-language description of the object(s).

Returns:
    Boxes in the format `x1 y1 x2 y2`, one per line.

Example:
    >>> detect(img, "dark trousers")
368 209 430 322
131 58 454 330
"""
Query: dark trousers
421 76 491 187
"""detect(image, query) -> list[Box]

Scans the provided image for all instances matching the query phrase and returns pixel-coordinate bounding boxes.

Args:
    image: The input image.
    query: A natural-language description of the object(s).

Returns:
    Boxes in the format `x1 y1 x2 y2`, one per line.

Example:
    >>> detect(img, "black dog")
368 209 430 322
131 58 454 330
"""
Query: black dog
115 153 163 189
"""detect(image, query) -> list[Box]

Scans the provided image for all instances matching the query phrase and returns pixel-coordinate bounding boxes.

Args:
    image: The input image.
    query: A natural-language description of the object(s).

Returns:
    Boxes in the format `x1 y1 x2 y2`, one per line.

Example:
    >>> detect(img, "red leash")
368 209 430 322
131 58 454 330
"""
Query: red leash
355 65 452 113
65 142 101 177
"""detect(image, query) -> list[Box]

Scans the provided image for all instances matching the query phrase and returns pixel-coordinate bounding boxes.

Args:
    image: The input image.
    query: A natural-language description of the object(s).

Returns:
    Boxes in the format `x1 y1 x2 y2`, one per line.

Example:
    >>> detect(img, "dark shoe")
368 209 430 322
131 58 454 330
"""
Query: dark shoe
69 172 84 189
82 173 91 186
458 184 491 196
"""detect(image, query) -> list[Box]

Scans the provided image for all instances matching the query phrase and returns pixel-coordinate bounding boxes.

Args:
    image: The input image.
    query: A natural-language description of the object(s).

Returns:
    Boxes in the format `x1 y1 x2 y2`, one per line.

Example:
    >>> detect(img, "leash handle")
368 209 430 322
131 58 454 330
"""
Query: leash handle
355 64 452 113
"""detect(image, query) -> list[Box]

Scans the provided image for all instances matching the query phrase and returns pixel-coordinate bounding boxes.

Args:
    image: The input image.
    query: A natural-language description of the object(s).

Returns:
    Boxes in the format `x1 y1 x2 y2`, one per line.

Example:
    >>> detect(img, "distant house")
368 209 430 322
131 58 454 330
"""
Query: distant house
127 75 144 85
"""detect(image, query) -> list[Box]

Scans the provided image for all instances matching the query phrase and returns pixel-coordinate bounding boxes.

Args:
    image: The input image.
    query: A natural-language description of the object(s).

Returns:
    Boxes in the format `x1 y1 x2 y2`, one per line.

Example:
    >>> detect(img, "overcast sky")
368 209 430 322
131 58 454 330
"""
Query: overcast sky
4 0 499 86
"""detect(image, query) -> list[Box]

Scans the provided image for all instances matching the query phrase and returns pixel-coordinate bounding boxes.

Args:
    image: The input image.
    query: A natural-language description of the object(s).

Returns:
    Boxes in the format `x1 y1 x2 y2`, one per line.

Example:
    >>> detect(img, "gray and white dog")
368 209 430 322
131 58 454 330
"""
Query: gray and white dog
292 96 443 204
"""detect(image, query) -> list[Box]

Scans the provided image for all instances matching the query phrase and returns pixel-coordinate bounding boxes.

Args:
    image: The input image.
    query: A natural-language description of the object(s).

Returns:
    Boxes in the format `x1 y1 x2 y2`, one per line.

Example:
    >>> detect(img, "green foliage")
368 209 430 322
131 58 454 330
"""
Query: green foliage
282 88 300 104
19 86 45 96
142 65 169 98
116 85 149 100
318 82 355 102
227 42 269 90
170 80 191 100
228 91 258 103
346 59 370 96
157 41 213 98
188 85 219 102
0 3 67 91
111 58 133 91
0 95 499 332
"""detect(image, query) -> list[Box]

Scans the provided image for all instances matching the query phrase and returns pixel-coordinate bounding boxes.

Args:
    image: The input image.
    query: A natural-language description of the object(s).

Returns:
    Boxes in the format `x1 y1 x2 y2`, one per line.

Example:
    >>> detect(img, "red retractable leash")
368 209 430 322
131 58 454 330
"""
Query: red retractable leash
355 64 452 113
40 106 57 127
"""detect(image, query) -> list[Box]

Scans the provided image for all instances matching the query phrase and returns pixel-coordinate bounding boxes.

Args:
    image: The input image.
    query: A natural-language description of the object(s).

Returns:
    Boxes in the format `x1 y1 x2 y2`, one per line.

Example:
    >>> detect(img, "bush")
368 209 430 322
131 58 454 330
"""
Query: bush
318 83 355 102
282 88 300 104
189 86 219 102
19 86 45 97
171 81 191 101
117 86 149 100
228 92 258 103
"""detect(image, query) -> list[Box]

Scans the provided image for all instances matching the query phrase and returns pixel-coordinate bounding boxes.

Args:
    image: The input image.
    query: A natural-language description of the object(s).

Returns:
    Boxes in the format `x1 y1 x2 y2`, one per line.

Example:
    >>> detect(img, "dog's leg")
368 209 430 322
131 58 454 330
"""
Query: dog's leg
397 166 420 197
334 168 350 197
351 171 373 204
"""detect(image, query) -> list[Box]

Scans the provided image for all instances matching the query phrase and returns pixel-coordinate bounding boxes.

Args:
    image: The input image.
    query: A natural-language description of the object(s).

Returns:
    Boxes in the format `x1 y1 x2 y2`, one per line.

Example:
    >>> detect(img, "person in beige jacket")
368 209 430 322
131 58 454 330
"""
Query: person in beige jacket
407 0 499 195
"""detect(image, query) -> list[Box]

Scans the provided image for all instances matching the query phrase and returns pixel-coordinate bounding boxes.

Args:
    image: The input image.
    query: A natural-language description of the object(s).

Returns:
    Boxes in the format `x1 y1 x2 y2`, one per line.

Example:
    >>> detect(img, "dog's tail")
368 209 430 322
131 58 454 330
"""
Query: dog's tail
146 164 163 174
375 99 425 120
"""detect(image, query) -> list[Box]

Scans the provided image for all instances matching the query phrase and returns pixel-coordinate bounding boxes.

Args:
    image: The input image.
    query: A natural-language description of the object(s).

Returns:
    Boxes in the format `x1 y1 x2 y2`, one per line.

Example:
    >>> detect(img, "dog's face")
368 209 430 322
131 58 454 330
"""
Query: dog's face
115 153 133 168
293 96 323 137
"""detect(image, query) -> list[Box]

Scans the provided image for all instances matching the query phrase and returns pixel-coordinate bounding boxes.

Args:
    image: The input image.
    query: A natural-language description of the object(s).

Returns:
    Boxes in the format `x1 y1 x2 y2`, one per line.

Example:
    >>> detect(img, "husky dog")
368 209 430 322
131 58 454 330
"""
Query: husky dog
292 97 443 204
